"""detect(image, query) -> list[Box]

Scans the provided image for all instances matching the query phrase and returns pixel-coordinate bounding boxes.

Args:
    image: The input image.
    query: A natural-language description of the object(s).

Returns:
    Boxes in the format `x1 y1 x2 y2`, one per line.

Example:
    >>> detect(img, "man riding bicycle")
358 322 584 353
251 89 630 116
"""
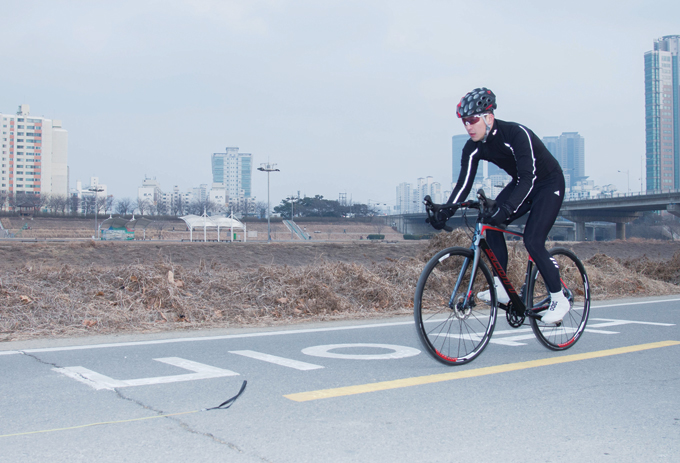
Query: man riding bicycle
428 87 569 324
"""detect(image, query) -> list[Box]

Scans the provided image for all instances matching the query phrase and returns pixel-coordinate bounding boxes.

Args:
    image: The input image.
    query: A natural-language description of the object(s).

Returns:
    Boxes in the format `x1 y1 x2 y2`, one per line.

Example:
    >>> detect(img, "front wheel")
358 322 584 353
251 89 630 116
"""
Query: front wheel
414 247 498 365
528 247 590 350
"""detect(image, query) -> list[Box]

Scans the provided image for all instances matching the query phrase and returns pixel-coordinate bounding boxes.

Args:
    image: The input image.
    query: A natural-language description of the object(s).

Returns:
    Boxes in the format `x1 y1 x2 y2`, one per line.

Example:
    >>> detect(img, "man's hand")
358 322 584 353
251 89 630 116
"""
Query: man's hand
426 205 457 230
483 203 512 227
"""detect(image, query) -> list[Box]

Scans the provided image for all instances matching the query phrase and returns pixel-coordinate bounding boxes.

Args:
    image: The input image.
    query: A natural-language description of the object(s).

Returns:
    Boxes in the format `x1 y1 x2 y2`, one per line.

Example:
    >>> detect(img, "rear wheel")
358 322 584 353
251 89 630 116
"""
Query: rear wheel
414 247 497 365
528 248 590 350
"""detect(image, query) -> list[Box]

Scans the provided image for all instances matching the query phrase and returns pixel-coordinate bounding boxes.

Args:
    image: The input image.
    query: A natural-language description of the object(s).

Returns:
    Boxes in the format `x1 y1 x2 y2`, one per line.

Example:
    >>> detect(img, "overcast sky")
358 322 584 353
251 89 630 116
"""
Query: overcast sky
1 0 678 207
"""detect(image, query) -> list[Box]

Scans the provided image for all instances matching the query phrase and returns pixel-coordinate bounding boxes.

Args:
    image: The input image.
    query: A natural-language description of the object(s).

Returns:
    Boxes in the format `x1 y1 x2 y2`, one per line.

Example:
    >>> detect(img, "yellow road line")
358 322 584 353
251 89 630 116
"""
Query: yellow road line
0 410 200 439
284 340 680 402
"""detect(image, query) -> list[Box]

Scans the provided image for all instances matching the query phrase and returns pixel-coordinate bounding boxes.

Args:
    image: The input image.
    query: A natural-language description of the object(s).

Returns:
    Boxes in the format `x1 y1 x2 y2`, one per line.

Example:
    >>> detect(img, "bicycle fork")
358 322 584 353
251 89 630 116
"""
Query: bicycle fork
448 252 474 319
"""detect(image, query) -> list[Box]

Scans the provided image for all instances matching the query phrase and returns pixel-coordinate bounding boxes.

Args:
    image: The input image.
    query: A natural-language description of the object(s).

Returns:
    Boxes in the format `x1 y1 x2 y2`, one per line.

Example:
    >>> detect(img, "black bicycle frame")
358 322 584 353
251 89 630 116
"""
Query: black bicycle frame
454 221 539 317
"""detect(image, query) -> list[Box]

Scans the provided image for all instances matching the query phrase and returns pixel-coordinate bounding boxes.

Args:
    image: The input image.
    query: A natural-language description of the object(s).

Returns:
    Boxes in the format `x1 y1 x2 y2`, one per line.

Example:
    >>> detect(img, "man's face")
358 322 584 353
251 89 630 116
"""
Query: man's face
462 113 494 142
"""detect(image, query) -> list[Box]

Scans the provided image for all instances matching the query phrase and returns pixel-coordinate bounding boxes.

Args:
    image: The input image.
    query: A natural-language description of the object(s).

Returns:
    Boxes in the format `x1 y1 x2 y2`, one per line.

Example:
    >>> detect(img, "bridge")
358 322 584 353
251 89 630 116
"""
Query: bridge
389 189 680 241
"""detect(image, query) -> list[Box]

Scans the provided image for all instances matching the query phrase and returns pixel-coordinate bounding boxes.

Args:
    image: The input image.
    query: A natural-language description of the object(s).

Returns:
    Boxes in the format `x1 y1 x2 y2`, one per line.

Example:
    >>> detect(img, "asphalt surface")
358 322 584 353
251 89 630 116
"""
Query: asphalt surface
1 296 679 462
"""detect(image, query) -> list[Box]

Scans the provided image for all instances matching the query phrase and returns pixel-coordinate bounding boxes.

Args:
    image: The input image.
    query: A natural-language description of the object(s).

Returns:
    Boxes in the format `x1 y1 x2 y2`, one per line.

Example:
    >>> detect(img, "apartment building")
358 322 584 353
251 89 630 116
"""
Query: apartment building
211 147 252 202
1 104 68 198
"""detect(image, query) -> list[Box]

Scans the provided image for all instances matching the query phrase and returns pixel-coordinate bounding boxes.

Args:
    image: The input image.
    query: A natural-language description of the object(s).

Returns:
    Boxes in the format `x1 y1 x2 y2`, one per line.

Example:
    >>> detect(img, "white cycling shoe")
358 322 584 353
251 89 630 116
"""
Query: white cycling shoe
541 292 571 324
477 277 509 304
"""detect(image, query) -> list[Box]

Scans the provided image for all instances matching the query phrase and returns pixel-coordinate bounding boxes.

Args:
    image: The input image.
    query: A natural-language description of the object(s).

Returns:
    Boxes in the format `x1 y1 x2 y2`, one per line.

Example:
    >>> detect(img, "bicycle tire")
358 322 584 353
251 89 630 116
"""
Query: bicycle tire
528 247 590 350
414 247 498 365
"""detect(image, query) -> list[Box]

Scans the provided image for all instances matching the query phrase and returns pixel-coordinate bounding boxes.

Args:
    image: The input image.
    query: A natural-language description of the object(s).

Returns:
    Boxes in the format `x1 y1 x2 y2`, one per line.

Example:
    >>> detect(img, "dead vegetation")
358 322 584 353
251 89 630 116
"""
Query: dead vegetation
1 236 679 342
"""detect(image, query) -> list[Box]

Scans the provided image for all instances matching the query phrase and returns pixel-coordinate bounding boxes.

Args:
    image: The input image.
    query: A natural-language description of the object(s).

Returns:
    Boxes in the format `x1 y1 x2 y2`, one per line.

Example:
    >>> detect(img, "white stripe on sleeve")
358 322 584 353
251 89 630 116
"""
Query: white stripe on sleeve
452 148 478 203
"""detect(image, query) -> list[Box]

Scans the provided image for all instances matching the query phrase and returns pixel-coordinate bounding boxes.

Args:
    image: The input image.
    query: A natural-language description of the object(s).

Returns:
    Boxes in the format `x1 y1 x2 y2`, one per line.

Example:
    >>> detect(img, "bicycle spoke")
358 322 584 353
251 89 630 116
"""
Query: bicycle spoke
414 248 497 365
529 248 590 351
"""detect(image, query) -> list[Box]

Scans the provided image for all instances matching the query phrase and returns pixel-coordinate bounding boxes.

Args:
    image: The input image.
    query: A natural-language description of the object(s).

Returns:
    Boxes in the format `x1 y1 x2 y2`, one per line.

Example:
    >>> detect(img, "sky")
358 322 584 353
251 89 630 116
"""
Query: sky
1 0 678 208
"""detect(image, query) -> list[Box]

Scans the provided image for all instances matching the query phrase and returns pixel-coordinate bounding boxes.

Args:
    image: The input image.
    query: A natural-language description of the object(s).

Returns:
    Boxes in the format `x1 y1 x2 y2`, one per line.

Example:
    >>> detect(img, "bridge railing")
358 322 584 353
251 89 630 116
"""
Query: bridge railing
565 188 680 203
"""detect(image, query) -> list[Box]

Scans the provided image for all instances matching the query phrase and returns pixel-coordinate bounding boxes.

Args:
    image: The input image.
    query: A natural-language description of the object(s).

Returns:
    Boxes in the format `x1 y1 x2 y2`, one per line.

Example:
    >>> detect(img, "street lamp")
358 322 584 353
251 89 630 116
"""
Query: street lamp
286 195 300 239
618 170 630 195
257 163 280 242
286 195 300 219
88 186 105 239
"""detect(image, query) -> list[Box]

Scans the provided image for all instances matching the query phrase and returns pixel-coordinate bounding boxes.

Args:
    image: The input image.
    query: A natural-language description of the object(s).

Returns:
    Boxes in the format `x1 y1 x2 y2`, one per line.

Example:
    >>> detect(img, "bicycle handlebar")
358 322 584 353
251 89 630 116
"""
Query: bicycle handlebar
424 189 500 232
424 189 496 215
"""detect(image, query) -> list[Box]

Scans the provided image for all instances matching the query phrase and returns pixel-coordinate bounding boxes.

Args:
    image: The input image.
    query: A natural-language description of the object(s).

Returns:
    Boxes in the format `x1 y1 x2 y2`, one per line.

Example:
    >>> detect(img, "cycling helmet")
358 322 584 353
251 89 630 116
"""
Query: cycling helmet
456 88 497 118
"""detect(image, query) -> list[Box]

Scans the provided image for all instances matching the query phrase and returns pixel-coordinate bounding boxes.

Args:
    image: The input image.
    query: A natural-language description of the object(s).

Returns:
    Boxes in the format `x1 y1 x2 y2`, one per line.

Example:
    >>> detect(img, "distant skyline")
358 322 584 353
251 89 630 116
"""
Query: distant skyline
1 1 678 208
645 35 680 192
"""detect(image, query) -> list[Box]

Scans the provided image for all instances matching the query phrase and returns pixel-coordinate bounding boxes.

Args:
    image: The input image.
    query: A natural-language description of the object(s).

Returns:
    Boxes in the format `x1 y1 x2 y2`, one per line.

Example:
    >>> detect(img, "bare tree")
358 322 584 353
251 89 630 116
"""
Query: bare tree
372 216 385 235
95 196 108 216
147 202 158 216
134 198 150 216
255 201 268 219
69 194 80 215
43 193 56 213
104 195 115 214
156 200 168 216
0 191 8 212
115 198 132 215
54 195 69 215
171 196 185 216
188 197 218 215
81 195 96 215
49 194 68 215
6 193 16 212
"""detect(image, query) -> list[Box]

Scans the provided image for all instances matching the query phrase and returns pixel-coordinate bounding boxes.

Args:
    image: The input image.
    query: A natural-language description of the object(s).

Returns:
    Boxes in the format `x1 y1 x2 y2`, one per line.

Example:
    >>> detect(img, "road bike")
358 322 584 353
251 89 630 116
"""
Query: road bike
414 190 591 365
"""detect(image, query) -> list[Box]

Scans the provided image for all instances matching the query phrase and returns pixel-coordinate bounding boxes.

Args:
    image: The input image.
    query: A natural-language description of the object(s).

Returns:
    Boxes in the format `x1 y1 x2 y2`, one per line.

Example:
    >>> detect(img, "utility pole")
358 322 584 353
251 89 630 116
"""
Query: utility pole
257 163 280 242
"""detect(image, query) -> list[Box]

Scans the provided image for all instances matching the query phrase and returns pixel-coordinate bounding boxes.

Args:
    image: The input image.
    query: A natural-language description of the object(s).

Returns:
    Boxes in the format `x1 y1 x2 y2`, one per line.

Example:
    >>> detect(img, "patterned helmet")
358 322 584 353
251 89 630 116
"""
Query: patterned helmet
456 88 497 118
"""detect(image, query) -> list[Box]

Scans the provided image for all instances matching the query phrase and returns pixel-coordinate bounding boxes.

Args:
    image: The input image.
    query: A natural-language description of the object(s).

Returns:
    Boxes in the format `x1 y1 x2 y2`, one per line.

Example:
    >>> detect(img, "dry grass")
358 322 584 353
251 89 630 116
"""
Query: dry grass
0 256 422 341
1 235 680 342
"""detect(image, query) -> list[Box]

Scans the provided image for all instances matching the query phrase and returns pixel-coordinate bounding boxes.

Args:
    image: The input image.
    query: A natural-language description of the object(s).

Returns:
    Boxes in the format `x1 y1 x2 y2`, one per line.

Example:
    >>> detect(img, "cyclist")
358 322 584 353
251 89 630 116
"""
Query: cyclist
428 87 569 324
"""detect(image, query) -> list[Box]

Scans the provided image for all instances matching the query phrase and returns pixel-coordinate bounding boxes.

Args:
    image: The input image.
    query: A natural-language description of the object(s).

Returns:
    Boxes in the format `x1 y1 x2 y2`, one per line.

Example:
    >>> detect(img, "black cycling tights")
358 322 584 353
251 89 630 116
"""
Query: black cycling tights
486 170 566 293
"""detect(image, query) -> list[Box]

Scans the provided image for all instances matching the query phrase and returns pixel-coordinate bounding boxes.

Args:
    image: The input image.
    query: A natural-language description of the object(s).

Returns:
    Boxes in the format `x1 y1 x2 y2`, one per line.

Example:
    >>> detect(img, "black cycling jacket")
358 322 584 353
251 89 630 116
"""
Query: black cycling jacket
447 119 562 214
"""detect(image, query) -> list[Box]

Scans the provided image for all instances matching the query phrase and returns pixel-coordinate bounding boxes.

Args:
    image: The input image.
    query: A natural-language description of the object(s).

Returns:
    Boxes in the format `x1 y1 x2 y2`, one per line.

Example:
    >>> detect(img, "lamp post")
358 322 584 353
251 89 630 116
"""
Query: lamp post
641 155 644 193
618 169 630 195
257 163 280 242
286 195 301 219
286 195 301 240
88 186 105 239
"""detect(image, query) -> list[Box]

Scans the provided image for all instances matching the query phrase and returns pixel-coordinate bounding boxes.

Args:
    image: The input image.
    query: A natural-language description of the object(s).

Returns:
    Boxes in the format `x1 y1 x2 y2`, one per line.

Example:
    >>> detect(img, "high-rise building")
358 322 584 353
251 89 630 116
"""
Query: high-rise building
396 177 442 214
558 132 586 188
645 35 680 191
0 104 68 198
192 184 208 203
542 136 559 160
396 182 413 214
542 132 585 190
211 147 252 202
416 176 442 212
138 177 163 207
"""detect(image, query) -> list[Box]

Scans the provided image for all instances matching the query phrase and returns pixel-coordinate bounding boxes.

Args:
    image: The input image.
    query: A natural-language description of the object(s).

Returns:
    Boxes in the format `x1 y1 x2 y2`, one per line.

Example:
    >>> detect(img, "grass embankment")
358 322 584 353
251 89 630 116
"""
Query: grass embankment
1 231 679 341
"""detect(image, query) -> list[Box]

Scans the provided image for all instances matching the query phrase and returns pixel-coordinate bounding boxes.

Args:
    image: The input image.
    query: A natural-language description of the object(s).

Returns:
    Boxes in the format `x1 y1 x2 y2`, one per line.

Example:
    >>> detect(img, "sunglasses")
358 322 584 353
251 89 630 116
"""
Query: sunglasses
462 114 488 126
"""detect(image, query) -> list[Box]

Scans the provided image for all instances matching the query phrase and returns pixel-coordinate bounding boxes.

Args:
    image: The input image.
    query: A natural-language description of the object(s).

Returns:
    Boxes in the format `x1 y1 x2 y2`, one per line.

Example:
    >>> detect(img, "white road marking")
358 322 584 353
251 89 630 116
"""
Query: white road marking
589 318 675 327
229 350 324 370
592 299 680 309
302 344 421 360
1 302 677 357
53 357 239 391
431 321 621 347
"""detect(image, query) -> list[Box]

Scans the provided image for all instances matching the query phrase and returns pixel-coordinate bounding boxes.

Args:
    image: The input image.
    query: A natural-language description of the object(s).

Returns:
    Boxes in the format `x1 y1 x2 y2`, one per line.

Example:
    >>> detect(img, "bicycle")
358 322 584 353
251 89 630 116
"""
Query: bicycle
414 190 591 365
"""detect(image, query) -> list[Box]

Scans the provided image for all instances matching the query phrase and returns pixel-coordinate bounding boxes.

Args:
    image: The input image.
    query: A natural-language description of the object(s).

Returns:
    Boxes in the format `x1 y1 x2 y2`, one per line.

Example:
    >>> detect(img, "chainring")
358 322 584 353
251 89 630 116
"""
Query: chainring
506 305 525 328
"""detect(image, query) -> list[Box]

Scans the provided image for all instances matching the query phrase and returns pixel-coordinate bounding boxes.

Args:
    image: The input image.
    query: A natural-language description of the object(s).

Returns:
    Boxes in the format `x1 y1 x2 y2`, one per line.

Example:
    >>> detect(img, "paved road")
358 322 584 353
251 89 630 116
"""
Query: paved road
1 296 679 462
